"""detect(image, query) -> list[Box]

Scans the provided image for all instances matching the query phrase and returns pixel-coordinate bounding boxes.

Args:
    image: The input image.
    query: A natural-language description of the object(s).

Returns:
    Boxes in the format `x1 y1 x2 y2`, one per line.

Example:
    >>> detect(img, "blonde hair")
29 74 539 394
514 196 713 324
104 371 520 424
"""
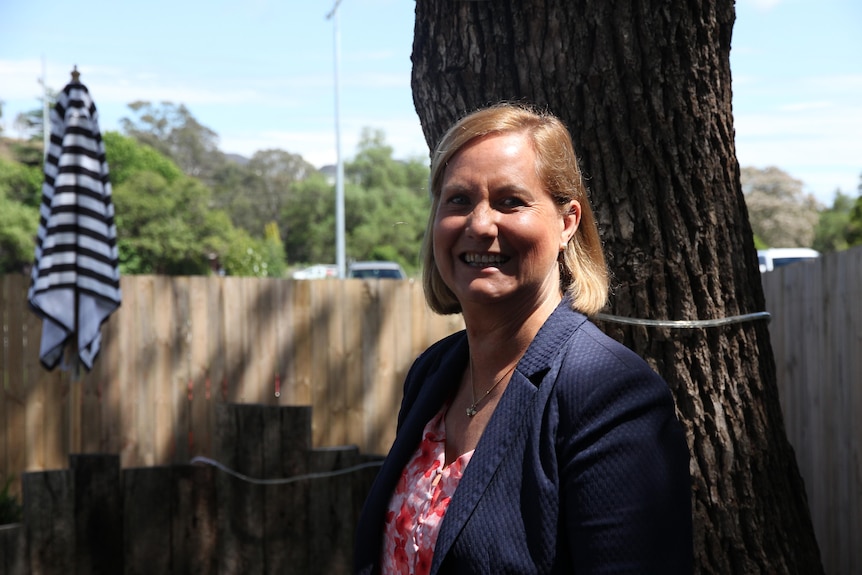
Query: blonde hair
421 103 609 316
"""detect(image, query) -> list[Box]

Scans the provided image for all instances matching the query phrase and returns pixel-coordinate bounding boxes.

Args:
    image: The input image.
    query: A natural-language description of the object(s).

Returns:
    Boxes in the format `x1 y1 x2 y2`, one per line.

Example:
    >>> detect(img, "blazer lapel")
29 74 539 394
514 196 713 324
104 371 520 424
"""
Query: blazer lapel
429 369 539 574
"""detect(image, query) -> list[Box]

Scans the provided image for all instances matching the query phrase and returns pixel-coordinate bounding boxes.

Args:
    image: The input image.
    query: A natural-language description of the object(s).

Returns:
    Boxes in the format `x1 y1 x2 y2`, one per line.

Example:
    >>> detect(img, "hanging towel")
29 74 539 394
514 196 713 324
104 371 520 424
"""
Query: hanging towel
28 79 121 371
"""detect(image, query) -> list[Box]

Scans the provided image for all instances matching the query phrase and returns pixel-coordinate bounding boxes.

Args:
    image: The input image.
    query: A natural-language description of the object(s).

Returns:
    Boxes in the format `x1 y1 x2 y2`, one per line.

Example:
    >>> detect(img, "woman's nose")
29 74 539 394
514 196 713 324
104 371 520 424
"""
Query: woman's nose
466 203 496 237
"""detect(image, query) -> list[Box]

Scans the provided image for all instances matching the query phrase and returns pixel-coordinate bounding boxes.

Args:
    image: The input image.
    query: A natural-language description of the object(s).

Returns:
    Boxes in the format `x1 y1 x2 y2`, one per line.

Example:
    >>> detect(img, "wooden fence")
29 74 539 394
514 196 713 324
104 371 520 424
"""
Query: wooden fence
0 403 382 575
0 274 463 491
761 245 862 575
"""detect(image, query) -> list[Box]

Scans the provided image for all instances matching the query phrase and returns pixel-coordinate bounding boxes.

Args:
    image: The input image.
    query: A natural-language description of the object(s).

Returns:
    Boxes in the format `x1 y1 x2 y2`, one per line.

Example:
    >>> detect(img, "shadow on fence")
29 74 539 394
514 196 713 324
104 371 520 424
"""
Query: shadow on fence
0 403 382 575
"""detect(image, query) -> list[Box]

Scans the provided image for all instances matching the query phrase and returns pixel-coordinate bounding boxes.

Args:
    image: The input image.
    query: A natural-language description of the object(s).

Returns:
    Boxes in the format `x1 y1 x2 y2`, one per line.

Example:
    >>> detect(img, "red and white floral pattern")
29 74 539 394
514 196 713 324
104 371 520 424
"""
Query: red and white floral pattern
381 407 473 575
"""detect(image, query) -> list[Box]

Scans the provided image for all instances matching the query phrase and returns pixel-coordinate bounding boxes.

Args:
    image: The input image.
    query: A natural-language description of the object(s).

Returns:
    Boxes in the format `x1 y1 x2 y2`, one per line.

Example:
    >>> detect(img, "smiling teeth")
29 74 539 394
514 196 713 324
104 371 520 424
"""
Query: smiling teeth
464 253 507 265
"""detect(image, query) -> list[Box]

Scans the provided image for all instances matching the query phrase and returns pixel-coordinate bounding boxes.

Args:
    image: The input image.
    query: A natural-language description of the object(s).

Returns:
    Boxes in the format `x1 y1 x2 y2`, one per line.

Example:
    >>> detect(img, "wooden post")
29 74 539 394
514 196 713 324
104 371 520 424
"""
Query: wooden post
0 523 26 575
215 403 266 574
70 454 122 575
172 464 218 575
22 469 74 574
122 466 172 575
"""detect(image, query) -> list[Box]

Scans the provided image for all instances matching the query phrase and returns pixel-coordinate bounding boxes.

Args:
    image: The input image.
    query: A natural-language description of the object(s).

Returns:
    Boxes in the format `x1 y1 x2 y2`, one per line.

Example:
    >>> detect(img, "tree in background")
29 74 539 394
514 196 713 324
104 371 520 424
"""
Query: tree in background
741 166 820 248
104 131 286 276
120 101 224 182
813 189 856 253
412 0 822 571
847 173 862 247
0 156 41 273
242 149 316 234
280 132 430 273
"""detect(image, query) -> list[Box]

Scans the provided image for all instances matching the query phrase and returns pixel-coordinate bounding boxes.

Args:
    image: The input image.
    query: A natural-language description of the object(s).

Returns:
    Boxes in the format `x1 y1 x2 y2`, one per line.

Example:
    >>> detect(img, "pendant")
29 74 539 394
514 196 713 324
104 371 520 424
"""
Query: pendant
466 405 477 417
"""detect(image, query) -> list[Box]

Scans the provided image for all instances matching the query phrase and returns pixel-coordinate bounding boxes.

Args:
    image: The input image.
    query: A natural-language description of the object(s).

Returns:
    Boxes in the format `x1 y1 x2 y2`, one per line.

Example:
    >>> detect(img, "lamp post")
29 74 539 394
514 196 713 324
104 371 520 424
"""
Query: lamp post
327 0 346 279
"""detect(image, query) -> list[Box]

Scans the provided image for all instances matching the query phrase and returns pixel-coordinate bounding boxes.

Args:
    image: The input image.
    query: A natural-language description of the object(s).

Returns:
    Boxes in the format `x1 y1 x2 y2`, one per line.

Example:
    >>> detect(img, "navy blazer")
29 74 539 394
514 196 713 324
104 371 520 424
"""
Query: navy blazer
355 301 693 574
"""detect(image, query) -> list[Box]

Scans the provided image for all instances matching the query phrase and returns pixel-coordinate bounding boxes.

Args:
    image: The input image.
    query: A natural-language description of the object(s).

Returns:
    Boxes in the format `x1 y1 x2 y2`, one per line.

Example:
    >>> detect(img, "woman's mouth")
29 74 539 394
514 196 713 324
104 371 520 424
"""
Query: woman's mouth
462 252 510 267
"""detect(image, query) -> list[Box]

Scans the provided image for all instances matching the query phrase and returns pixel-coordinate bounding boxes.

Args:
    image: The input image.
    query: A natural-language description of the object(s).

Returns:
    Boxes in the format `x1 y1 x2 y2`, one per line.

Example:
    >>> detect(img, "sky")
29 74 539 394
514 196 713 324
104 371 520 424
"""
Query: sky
1 0 860 205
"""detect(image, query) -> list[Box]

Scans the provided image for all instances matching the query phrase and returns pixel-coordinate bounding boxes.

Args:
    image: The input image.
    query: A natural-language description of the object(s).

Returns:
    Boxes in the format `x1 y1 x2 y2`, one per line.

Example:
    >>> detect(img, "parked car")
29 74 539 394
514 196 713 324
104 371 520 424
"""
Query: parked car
292 264 338 279
758 248 820 273
348 261 407 279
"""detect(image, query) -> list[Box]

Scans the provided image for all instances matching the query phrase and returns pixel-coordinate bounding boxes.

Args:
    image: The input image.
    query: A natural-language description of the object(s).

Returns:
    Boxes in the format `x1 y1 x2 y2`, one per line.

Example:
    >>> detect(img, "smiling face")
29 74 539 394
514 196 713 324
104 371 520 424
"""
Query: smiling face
433 131 580 314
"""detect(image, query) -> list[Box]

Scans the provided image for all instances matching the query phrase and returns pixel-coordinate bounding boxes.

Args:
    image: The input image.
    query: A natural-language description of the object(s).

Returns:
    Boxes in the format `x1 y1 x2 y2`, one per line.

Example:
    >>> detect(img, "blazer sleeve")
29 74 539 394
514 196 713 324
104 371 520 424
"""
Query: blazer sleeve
554 329 693 573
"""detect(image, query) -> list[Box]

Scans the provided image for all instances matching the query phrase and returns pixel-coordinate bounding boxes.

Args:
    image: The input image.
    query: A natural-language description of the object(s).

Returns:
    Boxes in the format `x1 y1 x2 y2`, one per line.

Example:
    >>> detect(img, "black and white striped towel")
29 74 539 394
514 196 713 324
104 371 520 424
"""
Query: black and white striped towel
28 81 121 371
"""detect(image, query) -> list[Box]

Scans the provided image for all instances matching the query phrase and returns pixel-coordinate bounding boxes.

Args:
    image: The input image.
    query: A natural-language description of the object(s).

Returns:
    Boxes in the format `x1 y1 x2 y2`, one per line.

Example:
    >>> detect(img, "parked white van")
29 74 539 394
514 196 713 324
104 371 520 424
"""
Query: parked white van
757 248 820 273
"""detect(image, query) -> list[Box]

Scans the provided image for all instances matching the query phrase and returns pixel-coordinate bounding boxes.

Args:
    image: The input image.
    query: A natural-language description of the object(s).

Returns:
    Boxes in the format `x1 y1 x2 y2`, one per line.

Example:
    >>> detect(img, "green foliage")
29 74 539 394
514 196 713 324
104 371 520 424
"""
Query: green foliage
0 188 39 273
0 475 22 524
279 131 430 273
103 131 182 187
0 155 42 208
847 185 862 248
812 190 856 253
281 172 337 265
752 235 769 250
0 155 41 272
104 133 287 276
214 149 316 237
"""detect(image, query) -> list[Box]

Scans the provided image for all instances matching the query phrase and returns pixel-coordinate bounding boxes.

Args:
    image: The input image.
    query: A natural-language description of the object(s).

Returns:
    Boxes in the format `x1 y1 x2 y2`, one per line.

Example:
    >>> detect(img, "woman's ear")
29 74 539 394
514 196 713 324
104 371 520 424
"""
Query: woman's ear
561 200 581 249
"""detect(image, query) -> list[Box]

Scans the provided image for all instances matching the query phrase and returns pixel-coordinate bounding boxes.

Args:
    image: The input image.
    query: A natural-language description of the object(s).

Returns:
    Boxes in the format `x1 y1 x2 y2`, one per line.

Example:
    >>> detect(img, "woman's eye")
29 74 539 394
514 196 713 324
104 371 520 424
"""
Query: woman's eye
500 197 526 209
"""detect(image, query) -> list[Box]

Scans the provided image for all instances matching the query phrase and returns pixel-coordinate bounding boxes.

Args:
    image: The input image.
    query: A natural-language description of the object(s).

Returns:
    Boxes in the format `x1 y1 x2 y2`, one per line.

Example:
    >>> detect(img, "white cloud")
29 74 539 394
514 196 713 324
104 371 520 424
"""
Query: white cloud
739 0 784 11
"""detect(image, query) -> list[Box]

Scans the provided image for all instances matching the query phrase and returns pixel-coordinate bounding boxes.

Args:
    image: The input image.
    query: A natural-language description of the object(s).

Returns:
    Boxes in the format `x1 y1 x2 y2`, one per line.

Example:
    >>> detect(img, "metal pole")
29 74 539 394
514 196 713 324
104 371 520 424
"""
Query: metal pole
327 0 346 279
41 55 49 159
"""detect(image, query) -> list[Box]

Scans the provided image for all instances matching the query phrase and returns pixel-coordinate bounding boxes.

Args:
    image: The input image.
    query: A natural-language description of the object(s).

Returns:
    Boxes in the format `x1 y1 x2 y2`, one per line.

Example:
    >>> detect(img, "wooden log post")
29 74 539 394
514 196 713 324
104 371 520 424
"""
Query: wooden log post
0 523 26 575
22 469 74 575
262 405 311 575
214 404 313 574
307 445 362 575
123 466 172 575
70 454 123 575
172 464 218 575
215 403 267 574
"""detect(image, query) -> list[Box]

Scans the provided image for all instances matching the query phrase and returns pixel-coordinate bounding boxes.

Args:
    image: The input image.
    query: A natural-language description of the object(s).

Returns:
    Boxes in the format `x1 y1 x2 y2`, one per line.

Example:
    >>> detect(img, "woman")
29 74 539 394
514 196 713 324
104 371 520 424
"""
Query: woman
354 103 692 574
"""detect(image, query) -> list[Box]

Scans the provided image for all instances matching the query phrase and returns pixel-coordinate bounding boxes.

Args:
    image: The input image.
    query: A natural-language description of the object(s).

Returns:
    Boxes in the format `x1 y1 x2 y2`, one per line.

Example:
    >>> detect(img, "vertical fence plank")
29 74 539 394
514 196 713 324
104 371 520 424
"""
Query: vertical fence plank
223 278 245 403
243 278 263 404
311 280 333 446
153 275 176 464
343 280 365 448
256 278 280 406
172 276 192 464
273 279 295 405
117 275 139 466
5 276 27 486
135 276 156 466
207 275 228 440
96 295 122 457
189 276 212 459
292 280 313 406
22 282 47 472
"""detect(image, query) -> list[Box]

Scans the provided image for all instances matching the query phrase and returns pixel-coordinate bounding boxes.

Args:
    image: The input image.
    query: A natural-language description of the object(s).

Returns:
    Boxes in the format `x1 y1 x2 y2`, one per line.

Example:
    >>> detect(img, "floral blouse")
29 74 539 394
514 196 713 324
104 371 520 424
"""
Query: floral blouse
380 407 474 575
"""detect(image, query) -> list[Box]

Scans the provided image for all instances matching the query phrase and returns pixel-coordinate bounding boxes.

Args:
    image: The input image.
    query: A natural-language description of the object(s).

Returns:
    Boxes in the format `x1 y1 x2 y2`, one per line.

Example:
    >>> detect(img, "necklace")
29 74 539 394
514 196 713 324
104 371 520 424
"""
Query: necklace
466 359 517 417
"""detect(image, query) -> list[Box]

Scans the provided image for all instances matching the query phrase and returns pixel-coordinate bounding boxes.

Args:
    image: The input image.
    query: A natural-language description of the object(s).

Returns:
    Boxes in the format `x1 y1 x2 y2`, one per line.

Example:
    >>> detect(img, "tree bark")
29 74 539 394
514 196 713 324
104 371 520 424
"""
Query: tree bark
411 1 823 572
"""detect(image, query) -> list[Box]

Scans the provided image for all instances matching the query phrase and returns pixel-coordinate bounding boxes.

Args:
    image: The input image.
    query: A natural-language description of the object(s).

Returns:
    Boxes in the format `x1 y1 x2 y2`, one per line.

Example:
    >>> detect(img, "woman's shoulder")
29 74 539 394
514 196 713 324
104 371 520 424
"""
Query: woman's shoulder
541 309 670 400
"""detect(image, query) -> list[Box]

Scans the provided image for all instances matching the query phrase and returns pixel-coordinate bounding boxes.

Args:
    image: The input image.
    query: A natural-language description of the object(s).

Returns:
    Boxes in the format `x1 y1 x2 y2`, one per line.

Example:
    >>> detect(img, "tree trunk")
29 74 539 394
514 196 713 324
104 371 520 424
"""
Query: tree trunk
411 1 823 572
